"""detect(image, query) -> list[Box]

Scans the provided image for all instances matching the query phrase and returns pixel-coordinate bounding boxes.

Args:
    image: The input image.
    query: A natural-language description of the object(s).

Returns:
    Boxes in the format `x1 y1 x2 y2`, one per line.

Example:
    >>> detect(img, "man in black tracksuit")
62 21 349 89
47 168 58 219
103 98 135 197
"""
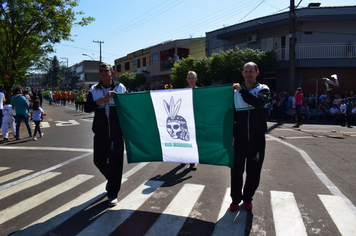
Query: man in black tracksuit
84 63 126 207
229 62 270 212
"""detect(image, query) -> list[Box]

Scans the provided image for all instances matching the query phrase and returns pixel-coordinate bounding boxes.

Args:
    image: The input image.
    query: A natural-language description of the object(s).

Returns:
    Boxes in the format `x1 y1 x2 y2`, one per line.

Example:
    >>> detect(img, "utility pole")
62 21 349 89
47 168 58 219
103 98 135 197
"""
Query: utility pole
289 0 296 94
93 40 104 65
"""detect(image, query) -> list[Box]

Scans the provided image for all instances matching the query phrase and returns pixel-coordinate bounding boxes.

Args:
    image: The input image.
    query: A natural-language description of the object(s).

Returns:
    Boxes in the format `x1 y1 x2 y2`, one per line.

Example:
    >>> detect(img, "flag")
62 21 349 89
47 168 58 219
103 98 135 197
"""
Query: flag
114 84 234 168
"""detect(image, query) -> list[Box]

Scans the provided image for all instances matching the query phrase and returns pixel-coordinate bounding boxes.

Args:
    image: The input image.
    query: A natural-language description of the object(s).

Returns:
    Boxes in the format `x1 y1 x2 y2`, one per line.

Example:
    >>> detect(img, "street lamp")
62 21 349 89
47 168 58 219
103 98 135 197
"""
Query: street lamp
82 53 95 61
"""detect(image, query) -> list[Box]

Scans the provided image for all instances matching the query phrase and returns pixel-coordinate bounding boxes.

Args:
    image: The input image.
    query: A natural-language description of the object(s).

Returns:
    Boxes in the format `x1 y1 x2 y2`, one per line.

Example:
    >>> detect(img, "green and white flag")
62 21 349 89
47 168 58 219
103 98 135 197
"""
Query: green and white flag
114 84 234 168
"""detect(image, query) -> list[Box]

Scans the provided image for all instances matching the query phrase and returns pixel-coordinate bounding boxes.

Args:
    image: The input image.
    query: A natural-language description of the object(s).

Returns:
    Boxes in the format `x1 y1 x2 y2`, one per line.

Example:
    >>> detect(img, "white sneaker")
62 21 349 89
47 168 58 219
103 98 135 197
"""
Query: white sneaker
108 198 118 207
33 137 37 141
40 133 44 138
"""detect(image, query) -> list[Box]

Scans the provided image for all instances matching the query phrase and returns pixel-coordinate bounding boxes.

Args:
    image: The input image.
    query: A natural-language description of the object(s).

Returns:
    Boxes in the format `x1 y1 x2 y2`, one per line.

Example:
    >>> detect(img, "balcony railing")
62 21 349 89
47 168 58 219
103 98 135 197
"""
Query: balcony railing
160 59 177 71
275 43 356 61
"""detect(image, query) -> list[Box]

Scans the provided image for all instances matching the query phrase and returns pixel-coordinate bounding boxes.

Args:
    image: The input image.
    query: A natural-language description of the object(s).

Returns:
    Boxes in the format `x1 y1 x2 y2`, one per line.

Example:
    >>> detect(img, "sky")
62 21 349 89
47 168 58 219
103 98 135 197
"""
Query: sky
51 0 356 67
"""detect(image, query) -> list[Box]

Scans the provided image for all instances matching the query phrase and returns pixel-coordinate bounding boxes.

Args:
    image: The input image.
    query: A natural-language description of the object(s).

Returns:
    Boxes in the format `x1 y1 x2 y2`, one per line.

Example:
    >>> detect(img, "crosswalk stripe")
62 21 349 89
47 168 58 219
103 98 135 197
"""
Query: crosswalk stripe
0 174 93 225
0 167 10 172
77 180 164 236
0 172 61 201
145 183 205 236
0 152 92 191
122 162 148 179
0 169 34 184
212 187 247 236
319 194 356 236
14 182 107 236
14 163 146 235
271 191 307 236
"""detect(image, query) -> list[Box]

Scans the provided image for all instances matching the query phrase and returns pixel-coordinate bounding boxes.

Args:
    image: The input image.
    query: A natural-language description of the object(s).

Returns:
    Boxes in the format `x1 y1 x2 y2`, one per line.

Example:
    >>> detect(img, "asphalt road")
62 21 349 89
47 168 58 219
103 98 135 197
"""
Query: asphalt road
0 101 355 236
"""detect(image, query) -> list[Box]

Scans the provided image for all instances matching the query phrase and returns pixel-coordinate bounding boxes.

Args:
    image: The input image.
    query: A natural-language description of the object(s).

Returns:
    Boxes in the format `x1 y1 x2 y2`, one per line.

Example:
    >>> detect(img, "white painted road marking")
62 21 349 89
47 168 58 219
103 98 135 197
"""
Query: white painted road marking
145 183 205 236
271 191 307 236
0 174 93 225
212 187 250 236
0 169 33 184
319 194 356 236
77 180 164 236
54 120 80 126
0 172 61 200
266 134 356 216
0 152 92 191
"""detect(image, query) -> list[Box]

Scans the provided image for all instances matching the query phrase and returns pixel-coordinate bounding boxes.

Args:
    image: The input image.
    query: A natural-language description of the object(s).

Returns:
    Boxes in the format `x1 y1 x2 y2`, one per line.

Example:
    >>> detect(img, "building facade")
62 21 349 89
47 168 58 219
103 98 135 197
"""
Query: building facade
114 37 205 90
69 60 101 90
206 5 356 95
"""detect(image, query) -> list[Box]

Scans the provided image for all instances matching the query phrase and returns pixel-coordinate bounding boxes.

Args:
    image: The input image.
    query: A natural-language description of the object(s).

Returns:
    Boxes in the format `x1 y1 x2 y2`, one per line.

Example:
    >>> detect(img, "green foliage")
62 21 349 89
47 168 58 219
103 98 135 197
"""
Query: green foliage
0 0 94 96
43 56 64 87
170 48 278 87
119 72 147 91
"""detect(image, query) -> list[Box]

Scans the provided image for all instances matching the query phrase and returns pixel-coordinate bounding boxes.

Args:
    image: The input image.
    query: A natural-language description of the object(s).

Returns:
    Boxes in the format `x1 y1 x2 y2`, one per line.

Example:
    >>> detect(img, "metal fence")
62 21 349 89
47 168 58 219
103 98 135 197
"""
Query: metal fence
275 43 356 60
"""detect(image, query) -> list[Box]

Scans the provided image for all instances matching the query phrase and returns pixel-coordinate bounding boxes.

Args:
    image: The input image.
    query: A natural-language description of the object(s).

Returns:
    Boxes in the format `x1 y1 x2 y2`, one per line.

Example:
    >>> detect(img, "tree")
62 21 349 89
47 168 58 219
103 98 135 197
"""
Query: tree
0 0 94 98
170 48 278 88
119 72 147 91
43 56 64 88
119 72 136 91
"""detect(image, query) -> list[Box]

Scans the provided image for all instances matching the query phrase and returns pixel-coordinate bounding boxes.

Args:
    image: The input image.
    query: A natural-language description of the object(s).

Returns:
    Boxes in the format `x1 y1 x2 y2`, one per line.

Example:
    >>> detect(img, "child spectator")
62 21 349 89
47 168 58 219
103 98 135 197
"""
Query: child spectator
2 100 16 141
29 100 45 141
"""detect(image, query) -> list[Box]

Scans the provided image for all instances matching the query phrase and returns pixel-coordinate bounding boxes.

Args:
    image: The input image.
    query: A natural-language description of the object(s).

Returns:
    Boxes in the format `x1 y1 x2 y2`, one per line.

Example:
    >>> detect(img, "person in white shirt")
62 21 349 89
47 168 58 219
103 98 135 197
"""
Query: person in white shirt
2 100 16 141
339 99 347 126
329 104 340 123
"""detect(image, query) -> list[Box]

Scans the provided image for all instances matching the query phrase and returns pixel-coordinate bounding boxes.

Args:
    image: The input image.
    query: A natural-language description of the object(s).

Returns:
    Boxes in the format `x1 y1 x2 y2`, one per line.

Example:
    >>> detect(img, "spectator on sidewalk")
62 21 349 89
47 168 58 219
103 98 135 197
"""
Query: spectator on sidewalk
340 99 347 126
345 97 352 128
301 103 310 122
278 90 289 121
294 87 303 126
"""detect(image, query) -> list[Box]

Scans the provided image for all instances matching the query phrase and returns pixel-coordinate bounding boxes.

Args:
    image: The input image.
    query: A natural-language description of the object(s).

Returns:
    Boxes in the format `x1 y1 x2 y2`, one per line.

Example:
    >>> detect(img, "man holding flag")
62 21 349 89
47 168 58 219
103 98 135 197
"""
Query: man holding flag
230 62 270 212
84 63 126 207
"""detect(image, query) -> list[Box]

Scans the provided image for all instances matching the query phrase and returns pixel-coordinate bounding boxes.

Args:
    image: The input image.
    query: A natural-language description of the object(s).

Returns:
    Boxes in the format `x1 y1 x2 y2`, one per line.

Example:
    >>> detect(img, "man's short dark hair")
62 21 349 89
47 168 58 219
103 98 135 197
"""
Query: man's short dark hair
99 62 113 71
13 87 20 94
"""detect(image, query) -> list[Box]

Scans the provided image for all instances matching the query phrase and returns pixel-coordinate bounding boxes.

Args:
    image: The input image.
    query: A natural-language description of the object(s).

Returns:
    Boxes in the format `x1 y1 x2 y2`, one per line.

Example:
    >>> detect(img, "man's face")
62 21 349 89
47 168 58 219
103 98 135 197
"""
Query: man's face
242 65 259 83
187 74 197 87
99 65 113 82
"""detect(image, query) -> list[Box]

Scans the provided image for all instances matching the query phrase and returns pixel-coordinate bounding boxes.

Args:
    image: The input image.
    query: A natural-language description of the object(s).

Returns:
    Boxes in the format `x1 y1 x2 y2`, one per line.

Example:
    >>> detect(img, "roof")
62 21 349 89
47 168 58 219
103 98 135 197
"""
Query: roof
209 6 356 39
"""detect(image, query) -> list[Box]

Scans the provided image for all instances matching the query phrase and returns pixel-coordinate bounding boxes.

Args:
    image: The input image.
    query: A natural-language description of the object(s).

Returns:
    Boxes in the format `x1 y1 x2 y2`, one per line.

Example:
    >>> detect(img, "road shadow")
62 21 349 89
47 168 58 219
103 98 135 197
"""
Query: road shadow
150 164 193 187
8 192 108 236
213 206 254 236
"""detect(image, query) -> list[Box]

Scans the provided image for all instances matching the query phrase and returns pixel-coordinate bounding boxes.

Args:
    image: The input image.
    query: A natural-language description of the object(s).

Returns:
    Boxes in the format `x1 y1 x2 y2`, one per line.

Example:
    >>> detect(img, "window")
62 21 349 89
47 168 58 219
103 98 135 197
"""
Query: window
125 62 130 70
143 57 146 66
152 54 158 63
211 47 223 55
116 64 121 72
137 59 141 68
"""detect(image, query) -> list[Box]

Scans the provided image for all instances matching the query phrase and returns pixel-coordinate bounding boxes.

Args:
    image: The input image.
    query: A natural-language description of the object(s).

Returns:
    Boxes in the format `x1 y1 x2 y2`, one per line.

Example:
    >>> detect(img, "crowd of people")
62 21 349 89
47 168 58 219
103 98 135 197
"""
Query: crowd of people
0 87 46 141
0 86 92 142
268 89 356 127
